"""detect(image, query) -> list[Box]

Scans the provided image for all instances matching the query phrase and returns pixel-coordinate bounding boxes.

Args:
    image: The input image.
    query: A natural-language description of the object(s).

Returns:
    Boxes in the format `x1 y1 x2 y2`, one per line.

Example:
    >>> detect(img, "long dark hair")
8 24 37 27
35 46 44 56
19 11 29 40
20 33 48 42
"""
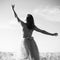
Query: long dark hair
26 14 35 30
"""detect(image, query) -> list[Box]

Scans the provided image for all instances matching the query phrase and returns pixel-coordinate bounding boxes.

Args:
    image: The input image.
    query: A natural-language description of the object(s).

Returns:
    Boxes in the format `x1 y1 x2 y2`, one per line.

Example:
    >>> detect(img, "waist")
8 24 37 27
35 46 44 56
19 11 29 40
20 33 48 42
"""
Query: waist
24 36 33 39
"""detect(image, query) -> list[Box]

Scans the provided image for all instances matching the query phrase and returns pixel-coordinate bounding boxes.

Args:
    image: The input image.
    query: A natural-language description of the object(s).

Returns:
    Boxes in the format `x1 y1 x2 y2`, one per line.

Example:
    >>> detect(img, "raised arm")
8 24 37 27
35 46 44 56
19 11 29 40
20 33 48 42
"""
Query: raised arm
34 26 58 36
12 5 24 23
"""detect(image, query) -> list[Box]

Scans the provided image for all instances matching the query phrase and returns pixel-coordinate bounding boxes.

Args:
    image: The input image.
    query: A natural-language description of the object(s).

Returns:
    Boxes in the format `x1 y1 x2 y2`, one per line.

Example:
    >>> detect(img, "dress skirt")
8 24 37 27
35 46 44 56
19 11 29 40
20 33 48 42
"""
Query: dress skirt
24 37 40 60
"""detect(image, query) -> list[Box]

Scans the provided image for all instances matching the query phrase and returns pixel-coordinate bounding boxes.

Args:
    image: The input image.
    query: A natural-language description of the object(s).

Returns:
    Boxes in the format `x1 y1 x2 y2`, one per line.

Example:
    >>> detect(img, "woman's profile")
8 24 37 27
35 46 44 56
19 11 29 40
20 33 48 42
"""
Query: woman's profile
11 5 58 60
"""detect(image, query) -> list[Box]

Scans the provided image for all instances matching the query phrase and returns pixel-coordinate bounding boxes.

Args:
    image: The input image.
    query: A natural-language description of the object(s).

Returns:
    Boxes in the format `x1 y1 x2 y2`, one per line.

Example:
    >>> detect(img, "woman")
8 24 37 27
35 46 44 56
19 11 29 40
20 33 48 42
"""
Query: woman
12 5 58 60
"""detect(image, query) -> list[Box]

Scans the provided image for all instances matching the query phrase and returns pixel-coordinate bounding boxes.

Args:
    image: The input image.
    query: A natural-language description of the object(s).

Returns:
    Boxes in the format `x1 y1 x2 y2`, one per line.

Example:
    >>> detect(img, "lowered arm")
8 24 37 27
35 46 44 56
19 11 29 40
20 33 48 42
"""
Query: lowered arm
34 26 58 36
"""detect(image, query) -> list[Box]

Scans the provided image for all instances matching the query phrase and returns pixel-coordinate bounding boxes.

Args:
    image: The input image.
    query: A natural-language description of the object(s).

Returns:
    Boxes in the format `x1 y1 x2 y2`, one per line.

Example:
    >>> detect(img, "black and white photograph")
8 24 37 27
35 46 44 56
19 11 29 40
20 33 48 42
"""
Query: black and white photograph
0 0 60 60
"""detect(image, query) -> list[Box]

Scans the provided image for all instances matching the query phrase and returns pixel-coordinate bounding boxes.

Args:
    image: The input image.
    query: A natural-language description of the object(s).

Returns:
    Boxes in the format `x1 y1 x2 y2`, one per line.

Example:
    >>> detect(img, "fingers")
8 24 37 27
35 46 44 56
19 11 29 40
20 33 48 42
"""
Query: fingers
55 33 58 36
12 4 15 9
53 33 58 36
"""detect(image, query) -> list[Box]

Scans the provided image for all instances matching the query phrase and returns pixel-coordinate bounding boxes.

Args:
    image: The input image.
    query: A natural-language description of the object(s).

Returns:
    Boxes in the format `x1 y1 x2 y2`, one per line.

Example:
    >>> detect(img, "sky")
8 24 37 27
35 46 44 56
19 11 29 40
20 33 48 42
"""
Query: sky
0 0 60 56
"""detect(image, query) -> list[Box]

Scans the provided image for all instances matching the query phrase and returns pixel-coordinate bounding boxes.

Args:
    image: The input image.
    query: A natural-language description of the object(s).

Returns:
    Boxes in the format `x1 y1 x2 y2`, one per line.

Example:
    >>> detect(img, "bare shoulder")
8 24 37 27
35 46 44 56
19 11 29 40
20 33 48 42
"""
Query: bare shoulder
21 21 26 27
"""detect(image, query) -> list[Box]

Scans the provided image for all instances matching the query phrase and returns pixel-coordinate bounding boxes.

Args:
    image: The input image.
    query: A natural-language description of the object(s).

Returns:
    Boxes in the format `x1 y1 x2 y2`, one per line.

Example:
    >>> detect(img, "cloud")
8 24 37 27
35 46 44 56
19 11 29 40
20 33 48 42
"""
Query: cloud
9 19 18 25
33 7 60 22
39 0 60 7
0 20 18 29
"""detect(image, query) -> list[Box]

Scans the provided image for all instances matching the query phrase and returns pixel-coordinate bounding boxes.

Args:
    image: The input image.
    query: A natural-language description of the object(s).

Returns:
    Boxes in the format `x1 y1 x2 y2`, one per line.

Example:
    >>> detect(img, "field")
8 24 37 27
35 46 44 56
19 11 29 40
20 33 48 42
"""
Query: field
40 52 60 60
0 52 60 60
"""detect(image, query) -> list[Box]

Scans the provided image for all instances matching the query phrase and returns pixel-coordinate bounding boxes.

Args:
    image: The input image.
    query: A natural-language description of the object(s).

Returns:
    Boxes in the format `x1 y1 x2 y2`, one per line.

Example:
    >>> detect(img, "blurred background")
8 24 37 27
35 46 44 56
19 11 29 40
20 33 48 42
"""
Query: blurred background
0 0 60 58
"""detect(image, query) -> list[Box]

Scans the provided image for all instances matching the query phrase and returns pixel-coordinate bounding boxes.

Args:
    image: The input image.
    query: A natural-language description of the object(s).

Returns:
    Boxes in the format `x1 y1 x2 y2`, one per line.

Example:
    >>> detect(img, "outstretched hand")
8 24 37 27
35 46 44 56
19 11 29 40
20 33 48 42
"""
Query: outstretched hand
11 4 17 18
12 5 15 9
53 33 58 36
